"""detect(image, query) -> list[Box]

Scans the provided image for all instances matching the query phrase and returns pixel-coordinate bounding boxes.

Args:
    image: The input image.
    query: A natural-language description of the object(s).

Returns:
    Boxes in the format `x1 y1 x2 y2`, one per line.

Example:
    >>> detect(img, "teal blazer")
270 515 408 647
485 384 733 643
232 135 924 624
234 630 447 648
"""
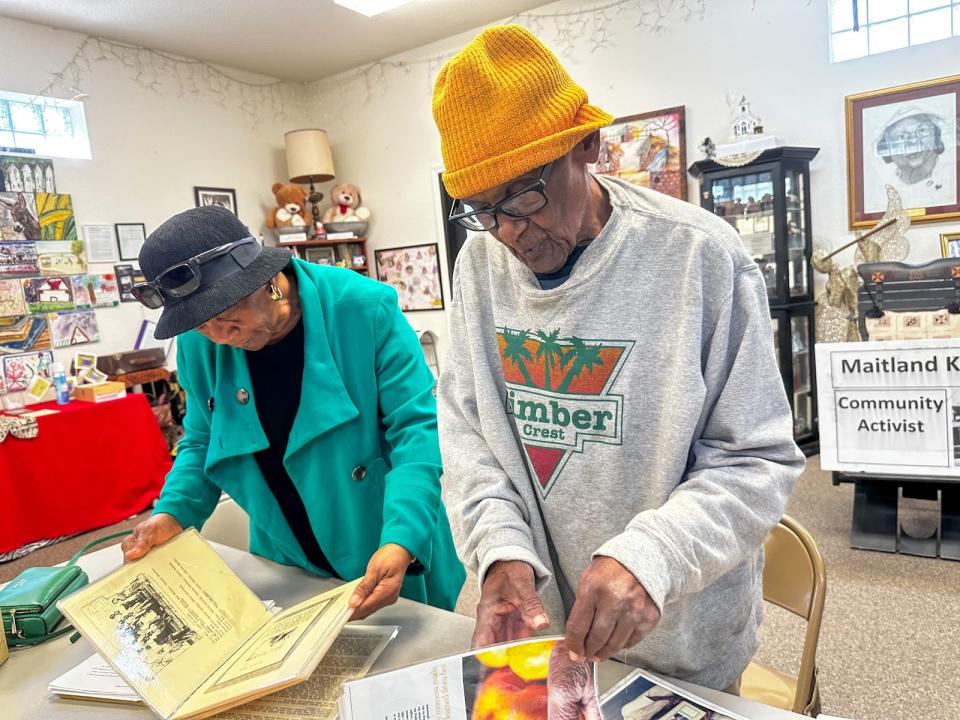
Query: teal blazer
153 258 465 610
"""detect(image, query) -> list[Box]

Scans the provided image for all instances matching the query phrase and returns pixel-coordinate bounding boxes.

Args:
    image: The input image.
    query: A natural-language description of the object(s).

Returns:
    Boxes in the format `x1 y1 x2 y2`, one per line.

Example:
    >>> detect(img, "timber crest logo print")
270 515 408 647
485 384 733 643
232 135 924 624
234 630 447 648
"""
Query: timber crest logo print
498 326 633 497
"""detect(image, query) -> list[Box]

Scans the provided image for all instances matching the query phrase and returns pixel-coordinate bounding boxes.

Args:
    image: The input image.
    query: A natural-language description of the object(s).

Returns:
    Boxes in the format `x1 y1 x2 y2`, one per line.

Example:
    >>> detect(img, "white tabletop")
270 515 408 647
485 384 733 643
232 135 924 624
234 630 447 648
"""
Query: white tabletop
0 541 802 719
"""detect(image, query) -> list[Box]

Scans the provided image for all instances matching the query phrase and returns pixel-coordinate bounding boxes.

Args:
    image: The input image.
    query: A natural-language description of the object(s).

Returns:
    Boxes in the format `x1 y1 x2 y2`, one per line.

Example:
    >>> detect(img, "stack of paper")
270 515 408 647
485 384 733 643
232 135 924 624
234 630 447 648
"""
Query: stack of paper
50 624 398 718
49 653 143 704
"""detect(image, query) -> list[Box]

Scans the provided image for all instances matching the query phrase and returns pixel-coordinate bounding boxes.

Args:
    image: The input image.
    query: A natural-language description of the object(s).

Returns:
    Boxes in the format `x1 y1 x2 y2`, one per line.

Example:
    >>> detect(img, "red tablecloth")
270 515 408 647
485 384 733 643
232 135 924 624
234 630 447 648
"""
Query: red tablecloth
0 394 171 554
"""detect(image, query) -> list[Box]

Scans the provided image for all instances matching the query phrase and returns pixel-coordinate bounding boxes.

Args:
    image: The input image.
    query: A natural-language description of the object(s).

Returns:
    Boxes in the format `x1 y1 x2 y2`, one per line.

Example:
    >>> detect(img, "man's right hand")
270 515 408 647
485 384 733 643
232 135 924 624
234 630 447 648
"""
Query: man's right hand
472 560 550 648
120 513 184 562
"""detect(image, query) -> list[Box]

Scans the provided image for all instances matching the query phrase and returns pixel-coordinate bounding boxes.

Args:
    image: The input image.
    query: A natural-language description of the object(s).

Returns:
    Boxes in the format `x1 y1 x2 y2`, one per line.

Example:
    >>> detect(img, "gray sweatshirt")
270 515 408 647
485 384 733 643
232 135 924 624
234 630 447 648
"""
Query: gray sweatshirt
437 175 805 690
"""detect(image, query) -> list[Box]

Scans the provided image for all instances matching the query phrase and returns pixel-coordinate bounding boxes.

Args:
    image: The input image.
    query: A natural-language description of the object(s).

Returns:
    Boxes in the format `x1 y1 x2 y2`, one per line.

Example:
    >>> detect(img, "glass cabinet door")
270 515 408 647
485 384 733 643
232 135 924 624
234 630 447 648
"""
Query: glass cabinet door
784 168 808 298
708 171 777 298
791 314 813 437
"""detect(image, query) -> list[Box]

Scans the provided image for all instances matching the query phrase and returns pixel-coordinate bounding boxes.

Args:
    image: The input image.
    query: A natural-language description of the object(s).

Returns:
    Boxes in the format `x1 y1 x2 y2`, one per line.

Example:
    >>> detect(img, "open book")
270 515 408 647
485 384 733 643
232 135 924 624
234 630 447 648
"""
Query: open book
58 529 360 720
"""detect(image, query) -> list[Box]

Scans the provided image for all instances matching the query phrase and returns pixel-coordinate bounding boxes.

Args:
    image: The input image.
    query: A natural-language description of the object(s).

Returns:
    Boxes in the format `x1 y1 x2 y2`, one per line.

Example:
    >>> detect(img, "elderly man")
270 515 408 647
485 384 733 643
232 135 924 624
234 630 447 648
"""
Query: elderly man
433 25 804 692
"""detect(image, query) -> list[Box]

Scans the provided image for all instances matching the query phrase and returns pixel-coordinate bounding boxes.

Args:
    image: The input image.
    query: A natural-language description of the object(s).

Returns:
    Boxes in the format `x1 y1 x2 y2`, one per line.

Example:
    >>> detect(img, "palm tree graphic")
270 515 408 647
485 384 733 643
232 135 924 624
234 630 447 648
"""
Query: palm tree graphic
534 329 565 392
501 327 535 386
555 336 604 394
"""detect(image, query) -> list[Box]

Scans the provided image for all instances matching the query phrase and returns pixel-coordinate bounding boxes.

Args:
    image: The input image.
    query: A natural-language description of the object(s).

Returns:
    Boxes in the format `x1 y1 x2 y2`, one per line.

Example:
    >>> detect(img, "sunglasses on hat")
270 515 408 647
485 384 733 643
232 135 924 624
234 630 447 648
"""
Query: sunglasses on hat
132 236 261 309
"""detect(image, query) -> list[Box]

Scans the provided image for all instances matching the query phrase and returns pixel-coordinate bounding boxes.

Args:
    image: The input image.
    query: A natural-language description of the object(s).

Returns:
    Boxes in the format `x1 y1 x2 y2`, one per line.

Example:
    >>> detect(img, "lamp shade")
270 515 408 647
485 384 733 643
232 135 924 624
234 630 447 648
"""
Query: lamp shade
284 129 335 184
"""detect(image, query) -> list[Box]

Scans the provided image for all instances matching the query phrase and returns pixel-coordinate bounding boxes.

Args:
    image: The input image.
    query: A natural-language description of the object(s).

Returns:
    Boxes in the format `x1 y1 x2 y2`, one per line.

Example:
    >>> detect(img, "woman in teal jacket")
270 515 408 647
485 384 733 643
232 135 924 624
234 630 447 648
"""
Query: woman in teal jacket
121 205 465 617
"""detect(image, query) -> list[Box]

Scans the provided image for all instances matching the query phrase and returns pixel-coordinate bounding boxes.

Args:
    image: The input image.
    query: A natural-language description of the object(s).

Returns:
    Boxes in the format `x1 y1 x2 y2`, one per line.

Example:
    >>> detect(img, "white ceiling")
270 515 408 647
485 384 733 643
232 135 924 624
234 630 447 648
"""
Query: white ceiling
0 0 548 82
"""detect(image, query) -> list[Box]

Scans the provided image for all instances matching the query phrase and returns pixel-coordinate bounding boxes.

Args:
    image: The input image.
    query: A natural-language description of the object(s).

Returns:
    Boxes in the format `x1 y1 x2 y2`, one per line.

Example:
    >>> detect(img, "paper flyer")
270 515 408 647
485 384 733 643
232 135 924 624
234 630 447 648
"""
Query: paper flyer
339 637 600 720
598 668 748 720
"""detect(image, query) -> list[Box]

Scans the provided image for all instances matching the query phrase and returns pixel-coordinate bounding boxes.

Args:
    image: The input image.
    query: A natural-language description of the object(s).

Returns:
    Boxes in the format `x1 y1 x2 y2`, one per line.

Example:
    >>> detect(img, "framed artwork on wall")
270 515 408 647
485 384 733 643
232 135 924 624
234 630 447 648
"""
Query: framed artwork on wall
591 105 687 201
941 231 960 258
116 223 147 261
194 186 238 216
0 155 55 193
35 193 76 242
375 243 444 312
0 192 40 240
845 74 960 229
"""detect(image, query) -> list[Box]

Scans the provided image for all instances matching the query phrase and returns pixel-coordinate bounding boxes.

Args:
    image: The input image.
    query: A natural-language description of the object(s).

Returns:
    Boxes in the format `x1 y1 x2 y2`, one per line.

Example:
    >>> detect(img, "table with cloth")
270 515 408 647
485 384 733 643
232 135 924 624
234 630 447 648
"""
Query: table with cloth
0 394 171 555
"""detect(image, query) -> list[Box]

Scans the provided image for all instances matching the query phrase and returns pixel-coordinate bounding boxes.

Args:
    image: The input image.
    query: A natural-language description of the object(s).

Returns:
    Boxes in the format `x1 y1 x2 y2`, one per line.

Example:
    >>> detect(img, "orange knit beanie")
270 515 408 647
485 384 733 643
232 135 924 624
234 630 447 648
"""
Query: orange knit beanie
433 24 612 199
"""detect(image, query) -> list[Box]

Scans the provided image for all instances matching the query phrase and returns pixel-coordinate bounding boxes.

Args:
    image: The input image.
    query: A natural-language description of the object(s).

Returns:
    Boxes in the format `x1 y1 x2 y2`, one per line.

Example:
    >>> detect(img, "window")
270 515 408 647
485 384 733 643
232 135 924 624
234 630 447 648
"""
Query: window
830 0 960 61
0 89 90 159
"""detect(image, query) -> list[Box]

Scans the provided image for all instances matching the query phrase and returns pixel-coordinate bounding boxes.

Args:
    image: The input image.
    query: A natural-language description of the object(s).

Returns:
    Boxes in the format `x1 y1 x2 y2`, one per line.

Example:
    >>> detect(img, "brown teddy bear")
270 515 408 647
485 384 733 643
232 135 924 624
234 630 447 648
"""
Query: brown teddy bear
323 183 371 224
265 182 310 229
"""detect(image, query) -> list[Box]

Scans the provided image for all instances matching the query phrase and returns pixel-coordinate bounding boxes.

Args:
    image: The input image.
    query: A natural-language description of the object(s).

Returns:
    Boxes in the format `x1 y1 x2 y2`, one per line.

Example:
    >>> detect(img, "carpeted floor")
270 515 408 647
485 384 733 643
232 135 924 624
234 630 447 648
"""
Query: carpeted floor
0 509 151 584
752 460 960 719
3 459 959 718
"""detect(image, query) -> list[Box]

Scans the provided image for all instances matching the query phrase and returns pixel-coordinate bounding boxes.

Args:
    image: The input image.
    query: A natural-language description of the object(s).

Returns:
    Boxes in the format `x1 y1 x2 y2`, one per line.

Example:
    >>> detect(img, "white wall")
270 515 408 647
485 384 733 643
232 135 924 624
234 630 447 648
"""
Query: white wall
4 2 959 371
0 16 309 372
309 0 960 362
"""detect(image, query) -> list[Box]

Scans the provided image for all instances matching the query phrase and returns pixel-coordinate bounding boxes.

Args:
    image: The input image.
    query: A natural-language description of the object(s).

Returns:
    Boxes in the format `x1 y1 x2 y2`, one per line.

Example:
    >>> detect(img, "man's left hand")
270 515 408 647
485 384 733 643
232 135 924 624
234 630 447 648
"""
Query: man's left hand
349 543 413 620
564 556 660 662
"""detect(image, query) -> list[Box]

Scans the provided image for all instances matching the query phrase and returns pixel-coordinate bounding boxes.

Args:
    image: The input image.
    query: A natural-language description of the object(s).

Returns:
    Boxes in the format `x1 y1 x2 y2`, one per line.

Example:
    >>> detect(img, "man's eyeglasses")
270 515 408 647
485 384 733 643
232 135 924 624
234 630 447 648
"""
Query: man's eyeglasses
449 162 553 231
131 236 261 309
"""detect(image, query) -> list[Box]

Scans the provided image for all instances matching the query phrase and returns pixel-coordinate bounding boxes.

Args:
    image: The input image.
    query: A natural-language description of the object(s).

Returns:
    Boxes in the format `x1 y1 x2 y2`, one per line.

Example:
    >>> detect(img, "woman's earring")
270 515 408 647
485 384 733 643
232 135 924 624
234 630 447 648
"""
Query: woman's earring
269 282 283 302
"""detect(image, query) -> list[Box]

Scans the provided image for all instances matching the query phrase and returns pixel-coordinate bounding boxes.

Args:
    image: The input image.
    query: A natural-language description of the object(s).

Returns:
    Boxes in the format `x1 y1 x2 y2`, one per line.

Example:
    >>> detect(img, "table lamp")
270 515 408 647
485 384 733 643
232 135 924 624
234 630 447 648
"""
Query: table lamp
284 129 336 236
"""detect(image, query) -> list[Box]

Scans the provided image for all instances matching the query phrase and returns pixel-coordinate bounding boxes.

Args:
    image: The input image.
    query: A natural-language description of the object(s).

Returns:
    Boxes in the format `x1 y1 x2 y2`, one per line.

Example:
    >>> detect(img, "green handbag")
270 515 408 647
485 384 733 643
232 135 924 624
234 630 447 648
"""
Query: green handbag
0 530 131 647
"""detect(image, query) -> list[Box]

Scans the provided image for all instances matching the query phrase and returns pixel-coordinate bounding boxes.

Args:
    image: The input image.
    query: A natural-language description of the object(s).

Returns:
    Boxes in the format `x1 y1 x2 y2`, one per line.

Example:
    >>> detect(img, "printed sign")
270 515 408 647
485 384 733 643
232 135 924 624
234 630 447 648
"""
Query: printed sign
816 338 960 476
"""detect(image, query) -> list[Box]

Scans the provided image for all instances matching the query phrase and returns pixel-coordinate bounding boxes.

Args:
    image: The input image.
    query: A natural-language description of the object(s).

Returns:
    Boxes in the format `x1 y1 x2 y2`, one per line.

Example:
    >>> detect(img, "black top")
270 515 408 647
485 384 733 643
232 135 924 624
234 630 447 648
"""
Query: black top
246 319 338 577
534 244 588 290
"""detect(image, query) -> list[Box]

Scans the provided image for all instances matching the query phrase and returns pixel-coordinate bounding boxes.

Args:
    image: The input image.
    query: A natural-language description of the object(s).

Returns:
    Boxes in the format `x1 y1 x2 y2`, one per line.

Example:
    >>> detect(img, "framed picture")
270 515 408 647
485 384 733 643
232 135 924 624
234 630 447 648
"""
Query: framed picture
845 74 960 229
0 155 55 194
375 243 444 312
194 186 238 216
81 224 119 264
134 319 175 356
941 231 960 258
591 106 687 200
114 263 141 302
36 193 76 242
0 192 40 240
36 240 85 276
47 309 99 348
2 350 54 392
116 223 147 261
303 246 336 265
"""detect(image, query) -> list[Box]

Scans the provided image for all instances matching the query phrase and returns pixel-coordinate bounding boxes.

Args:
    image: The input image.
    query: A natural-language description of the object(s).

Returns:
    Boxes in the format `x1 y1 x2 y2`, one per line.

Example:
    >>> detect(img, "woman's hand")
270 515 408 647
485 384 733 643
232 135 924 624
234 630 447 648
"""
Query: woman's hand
120 513 184 562
349 543 414 620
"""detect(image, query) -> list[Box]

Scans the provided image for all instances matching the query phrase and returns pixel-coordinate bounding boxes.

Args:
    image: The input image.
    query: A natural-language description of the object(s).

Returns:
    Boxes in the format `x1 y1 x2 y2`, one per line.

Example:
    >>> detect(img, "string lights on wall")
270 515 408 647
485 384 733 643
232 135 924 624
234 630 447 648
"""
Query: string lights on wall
39 36 305 122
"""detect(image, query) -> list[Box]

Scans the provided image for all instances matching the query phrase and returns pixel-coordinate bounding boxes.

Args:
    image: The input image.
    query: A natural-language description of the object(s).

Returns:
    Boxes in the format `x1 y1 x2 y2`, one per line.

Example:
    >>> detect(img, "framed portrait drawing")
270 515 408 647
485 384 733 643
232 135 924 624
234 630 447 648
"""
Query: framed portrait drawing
591 106 687 201
194 186 238 216
941 231 960 258
375 243 444 312
846 75 960 229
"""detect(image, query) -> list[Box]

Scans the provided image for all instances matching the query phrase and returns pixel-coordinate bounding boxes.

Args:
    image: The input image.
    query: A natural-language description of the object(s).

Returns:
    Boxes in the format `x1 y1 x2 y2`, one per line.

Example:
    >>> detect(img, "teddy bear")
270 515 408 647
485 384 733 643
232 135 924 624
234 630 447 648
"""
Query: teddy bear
265 182 310 229
323 183 371 224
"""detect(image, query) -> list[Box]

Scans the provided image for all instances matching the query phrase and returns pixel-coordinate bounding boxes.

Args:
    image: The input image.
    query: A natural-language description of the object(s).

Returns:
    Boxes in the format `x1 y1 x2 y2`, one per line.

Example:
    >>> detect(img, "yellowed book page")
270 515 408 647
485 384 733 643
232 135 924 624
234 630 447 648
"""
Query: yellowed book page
175 580 360 720
58 530 271 720
213 625 398 720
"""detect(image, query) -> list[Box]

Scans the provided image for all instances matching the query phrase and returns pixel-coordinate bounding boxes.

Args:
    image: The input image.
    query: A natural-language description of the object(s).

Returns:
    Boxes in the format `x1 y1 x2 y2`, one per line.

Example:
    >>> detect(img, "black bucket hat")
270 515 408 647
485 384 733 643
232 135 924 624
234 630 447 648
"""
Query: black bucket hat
139 205 293 339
